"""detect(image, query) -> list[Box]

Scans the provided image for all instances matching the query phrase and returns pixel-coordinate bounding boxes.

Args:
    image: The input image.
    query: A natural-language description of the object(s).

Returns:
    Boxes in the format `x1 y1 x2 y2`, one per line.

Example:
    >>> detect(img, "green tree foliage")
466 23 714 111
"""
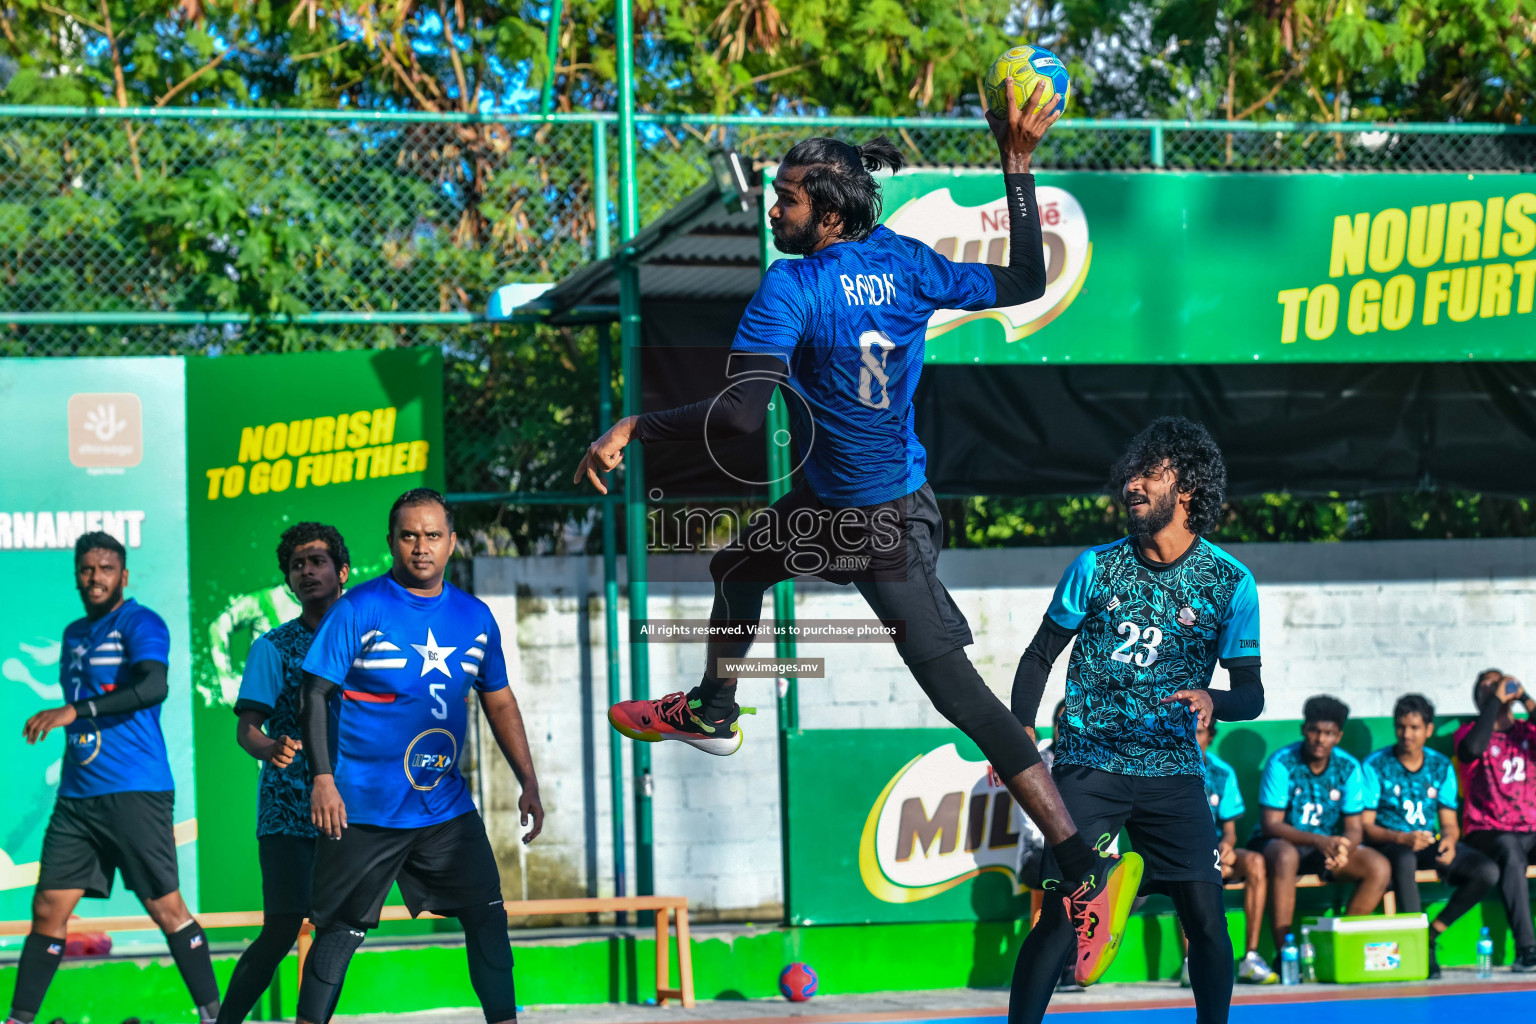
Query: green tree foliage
1033 0 1536 122
3 0 1533 552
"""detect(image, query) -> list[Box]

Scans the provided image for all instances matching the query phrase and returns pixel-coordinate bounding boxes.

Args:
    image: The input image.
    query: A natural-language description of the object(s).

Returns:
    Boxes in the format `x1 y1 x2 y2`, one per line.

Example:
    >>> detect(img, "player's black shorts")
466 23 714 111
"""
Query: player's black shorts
714 480 972 666
258 833 317 916
310 811 502 930
1038 765 1222 886
37 790 181 900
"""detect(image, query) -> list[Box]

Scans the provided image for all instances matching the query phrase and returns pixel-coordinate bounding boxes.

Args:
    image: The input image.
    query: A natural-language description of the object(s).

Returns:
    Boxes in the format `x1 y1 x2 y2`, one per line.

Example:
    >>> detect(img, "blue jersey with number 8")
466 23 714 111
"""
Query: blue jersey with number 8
734 226 997 507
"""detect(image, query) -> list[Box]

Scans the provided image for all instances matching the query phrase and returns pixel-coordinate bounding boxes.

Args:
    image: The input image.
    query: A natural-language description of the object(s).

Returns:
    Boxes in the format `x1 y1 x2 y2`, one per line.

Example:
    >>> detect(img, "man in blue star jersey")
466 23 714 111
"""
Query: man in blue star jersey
1010 417 1266 1023
217 522 351 1024
1250 695 1390 953
577 81 1142 984
1361 693 1497 978
296 489 544 1024
11 533 221 1024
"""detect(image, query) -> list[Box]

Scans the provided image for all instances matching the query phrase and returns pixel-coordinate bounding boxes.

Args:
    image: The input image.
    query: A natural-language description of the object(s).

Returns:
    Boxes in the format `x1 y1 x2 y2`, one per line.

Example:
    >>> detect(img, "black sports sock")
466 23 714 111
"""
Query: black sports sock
165 921 222 1012
8 932 65 1023
215 913 305 1024
695 675 737 720
1052 833 1095 885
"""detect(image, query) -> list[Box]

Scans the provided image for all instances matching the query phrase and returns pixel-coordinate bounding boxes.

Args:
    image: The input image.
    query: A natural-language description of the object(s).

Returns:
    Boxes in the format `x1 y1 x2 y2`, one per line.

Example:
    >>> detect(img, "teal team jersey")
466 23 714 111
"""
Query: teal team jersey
1203 748 1245 834
1256 742 1365 838
1047 537 1261 777
1361 746 1458 833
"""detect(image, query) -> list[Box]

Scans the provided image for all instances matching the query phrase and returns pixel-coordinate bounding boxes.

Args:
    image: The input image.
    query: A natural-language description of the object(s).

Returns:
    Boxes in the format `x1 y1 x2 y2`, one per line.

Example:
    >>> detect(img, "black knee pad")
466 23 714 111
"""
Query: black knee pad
456 901 516 1021
459 901 513 973
308 925 366 986
909 649 1041 778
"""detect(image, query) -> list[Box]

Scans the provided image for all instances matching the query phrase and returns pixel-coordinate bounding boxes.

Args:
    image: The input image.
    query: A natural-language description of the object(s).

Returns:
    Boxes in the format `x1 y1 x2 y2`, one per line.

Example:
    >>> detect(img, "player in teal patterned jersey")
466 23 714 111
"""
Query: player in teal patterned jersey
1012 417 1264 1024
217 523 351 1024
1251 695 1390 952
1044 525 1260 778
1361 694 1498 978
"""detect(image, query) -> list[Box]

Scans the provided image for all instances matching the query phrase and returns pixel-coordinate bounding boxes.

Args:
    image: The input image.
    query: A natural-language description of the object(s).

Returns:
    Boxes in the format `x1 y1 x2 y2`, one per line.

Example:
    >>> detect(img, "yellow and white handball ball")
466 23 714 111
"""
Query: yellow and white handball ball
983 44 1071 117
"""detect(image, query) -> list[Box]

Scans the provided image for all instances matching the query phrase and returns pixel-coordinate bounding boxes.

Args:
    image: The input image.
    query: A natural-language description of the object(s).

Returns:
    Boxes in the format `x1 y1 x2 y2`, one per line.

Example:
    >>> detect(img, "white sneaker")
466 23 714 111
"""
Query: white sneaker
1180 957 1191 987
1237 950 1279 985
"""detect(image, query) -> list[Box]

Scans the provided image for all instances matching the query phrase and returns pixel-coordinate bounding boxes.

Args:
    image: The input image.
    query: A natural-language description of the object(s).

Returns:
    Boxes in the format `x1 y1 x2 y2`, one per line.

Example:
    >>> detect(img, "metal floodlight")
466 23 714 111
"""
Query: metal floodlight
709 149 753 213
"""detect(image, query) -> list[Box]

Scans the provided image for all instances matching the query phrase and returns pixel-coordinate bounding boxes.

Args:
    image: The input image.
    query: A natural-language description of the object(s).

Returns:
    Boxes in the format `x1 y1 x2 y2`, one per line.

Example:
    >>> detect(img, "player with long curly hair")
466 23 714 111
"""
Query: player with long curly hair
1010 416 1266 1022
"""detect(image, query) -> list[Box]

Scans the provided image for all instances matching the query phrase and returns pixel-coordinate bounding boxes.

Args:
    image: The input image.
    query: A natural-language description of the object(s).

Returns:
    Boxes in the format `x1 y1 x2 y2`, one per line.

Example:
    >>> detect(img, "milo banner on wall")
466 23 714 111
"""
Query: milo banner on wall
0 350 442 920
767 170 1536 364
787 729 1036 925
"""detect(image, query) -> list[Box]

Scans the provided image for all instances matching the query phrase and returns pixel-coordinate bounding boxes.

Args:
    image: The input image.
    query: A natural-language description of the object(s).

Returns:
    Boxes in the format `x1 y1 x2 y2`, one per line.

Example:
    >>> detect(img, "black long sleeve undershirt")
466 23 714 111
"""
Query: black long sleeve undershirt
982 172 1049 309
1011 615 1074 729
71 659 167 718
1210 661 1265 722
1458 697 1504 761
301 671 339 778
633 352 789 444
1010 615 1266 728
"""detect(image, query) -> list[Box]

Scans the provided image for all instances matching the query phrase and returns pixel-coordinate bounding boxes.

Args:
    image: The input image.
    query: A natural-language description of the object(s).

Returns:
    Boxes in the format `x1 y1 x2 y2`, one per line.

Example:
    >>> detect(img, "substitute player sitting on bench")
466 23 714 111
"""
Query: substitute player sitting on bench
1361 693 1497 978
1251 695 1389 951
1186 719 1277 986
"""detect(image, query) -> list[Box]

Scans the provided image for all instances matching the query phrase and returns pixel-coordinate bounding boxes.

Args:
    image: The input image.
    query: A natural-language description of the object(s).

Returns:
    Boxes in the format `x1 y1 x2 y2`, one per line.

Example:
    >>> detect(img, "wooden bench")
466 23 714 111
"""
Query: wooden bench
1267 865 1536 916
0 894 696 1008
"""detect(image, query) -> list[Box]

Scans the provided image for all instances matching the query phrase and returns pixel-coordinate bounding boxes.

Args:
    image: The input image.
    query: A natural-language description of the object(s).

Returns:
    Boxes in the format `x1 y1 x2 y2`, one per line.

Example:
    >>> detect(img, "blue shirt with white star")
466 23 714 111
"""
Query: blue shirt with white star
58 598 174 798
302 574 509 828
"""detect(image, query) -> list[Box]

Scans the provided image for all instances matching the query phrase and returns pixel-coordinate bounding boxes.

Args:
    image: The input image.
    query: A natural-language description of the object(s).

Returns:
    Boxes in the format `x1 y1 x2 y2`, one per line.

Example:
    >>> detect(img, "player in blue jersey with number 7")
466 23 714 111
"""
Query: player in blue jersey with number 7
296 489 544 1024
11 533 221 1024
1011 418 1266 1023
574 80 1141 984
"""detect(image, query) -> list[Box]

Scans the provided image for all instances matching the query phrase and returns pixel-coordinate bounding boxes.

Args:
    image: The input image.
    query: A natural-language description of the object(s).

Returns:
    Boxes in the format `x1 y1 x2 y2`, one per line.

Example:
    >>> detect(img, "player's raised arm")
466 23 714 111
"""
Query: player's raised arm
977 79 1062 309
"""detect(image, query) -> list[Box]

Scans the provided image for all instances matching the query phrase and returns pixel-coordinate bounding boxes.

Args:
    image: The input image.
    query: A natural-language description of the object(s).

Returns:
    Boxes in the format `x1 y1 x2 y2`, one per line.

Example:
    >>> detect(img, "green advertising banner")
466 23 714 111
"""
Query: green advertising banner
0 358 197 922
767 170 1536 364
185 349 444 913
786 728 1033 926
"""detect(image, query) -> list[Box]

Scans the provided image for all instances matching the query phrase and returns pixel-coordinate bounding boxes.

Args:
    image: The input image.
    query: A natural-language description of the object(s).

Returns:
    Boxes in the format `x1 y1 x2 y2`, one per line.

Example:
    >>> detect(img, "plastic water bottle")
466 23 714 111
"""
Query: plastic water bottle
1299 927 1317 983
1477 926 1494 979
1281 933 1300 986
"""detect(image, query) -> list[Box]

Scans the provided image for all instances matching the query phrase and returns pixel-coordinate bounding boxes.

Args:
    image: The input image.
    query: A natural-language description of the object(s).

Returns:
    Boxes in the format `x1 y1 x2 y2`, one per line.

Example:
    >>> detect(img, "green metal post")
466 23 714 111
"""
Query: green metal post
592 121 611 260
591 117 625 918
758 181 800 924
767 394 798 925
540 0 565 117
615 0 653 904
1150 124 1166 168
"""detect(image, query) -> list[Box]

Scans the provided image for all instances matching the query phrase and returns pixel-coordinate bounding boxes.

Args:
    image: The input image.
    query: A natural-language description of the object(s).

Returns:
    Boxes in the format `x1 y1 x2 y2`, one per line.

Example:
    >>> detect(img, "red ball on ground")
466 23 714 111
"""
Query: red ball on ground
778 961 819 1001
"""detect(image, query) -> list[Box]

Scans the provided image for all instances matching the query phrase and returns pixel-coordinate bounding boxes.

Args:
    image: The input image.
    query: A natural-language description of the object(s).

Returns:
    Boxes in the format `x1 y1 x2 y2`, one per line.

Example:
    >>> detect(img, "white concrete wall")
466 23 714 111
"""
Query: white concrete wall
472 537 1536 916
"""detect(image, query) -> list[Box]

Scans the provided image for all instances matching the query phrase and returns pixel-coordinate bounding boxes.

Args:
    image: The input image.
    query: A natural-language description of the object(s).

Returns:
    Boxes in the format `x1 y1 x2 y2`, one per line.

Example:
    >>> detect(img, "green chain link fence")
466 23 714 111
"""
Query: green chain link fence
4 108 1535 526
